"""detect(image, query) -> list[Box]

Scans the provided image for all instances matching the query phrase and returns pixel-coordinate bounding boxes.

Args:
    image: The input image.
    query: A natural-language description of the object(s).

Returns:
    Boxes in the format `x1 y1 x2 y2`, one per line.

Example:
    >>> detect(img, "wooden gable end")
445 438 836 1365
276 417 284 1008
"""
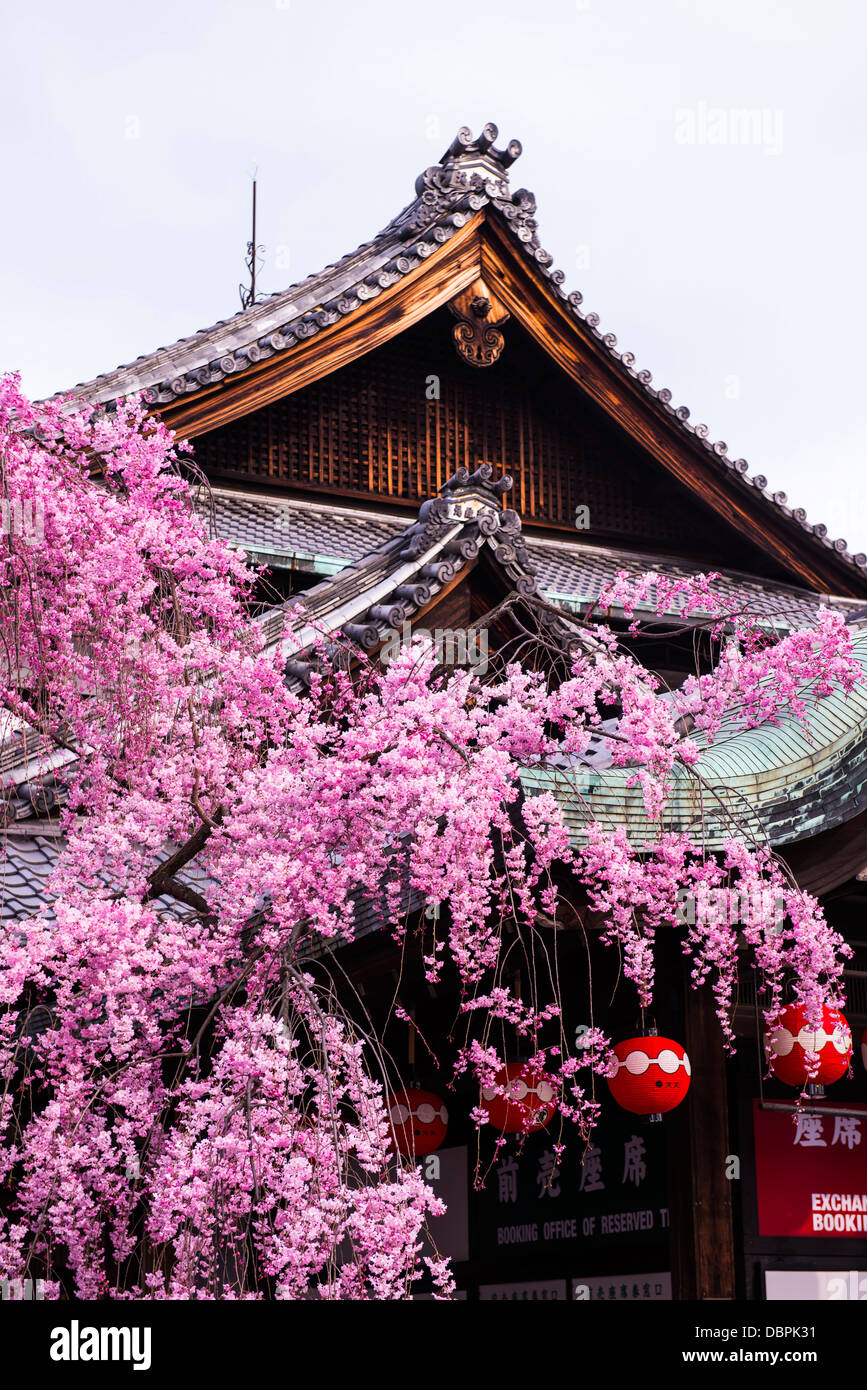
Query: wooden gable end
191 309 807 585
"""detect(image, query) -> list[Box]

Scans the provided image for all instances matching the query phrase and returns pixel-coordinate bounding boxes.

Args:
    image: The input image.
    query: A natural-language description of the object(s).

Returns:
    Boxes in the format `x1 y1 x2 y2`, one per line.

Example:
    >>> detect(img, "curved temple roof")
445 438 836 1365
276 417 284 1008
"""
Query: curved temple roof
522 628 867 855
61 122 866 580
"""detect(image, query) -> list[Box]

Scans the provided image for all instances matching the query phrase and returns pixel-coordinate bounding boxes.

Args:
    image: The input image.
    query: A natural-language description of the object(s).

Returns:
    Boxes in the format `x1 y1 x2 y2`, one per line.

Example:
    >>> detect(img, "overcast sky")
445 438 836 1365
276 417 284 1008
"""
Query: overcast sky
3 0 866 560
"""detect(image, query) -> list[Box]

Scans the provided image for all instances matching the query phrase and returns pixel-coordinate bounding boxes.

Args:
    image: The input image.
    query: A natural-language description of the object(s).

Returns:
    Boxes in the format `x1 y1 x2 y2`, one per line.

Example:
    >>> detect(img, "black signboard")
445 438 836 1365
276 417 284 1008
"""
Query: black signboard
476 1107 669 1259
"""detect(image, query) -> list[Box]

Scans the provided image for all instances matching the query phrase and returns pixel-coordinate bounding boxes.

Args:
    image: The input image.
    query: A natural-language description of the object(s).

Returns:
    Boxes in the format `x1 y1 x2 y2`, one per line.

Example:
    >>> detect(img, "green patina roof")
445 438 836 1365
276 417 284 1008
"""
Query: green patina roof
521 630 867 851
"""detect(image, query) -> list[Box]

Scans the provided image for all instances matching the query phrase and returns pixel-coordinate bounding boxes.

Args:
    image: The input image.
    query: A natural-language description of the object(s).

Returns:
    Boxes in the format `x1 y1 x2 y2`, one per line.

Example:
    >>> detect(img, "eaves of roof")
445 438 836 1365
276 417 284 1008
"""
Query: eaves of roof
521 630 867 853
212 488 859 633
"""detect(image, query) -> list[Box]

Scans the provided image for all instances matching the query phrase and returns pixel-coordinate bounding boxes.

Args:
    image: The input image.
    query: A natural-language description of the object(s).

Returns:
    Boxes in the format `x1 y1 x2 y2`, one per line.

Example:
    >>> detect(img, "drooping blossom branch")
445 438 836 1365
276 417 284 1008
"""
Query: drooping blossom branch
0 375 858 1298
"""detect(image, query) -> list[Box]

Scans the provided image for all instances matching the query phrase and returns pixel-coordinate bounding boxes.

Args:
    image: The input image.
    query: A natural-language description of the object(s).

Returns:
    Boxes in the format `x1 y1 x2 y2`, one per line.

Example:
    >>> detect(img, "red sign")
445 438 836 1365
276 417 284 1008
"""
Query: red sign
753 1100 867 1238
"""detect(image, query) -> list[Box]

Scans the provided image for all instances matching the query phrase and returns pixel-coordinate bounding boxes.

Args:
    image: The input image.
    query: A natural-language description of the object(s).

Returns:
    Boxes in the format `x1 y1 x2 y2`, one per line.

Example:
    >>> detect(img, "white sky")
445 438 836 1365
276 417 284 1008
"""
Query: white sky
2 0 866 558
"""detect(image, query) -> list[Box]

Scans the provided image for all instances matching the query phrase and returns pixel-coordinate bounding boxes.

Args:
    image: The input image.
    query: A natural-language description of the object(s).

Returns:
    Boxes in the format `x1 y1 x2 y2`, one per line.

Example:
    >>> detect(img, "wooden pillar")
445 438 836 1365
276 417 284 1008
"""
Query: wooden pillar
666 977 737 1299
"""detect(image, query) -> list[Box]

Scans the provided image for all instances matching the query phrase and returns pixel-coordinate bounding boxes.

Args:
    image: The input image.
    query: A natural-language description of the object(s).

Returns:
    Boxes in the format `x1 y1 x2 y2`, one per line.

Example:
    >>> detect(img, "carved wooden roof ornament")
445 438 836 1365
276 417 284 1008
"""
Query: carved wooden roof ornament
448 278 510 368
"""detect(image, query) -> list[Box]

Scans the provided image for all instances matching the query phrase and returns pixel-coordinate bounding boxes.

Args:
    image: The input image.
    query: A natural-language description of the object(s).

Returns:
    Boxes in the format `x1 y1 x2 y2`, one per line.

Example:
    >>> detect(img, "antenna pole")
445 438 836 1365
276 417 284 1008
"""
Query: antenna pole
250 176 257 306
239 164 263 311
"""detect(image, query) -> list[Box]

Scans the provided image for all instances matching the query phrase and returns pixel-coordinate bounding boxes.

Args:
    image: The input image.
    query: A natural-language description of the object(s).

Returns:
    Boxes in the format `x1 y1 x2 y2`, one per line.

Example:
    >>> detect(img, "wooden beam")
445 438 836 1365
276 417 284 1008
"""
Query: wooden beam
156 222 483 439
666 976 737 1299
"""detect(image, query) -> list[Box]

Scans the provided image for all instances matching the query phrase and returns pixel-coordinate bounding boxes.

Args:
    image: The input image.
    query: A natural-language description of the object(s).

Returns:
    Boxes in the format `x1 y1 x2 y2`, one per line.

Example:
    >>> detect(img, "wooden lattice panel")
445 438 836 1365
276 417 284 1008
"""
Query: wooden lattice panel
193 309 760 563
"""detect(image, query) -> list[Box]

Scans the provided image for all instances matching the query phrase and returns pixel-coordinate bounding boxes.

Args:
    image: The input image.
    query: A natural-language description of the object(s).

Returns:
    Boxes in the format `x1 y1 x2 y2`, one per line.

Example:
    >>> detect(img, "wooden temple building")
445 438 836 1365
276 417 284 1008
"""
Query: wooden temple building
7 122 867 1301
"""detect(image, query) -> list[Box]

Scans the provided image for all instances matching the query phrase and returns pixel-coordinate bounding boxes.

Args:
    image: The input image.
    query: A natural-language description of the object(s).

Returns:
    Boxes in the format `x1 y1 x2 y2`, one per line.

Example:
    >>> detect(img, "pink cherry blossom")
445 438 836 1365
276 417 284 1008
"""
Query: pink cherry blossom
0 376 857 1297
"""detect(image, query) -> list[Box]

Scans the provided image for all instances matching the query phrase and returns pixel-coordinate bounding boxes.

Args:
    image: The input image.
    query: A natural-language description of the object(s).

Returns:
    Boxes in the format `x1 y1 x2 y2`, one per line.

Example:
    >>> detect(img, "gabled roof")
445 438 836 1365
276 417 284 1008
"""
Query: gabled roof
59 123 867 593
267 463 582 692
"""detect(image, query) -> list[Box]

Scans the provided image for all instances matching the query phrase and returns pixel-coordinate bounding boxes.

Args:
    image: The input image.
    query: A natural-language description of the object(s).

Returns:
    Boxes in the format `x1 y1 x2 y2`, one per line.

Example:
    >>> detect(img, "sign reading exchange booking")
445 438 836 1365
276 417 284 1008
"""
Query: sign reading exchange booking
753 1100 867 1238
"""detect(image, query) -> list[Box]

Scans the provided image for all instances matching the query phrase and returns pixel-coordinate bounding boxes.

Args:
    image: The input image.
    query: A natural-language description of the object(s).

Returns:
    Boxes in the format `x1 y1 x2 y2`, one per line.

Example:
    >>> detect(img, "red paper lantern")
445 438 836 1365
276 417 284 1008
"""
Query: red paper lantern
606 1035 691 1116
481 1062 558 1133
765 1004 852 1088
387 1088 448 1156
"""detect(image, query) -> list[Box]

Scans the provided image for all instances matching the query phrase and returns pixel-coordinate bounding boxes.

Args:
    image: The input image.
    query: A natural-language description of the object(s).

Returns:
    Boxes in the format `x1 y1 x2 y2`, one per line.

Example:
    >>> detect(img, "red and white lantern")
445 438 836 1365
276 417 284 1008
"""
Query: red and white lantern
481 1062 558 1133
765 1004 852 1089
606 1035 691 1116
387 1088 448 1156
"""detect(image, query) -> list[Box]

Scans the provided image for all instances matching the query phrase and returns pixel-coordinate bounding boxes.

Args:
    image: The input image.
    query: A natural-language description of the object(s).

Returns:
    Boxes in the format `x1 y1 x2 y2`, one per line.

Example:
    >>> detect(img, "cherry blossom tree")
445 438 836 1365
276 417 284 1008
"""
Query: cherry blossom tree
0 375 860 1299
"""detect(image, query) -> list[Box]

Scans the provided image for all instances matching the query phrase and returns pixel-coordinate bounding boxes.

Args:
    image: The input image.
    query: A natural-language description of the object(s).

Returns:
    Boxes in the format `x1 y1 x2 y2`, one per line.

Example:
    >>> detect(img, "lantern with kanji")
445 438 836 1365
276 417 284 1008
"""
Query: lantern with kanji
481 1062 558 1133
606 1034 691 1117
765 1004 852 1090
387 1087 448 1156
